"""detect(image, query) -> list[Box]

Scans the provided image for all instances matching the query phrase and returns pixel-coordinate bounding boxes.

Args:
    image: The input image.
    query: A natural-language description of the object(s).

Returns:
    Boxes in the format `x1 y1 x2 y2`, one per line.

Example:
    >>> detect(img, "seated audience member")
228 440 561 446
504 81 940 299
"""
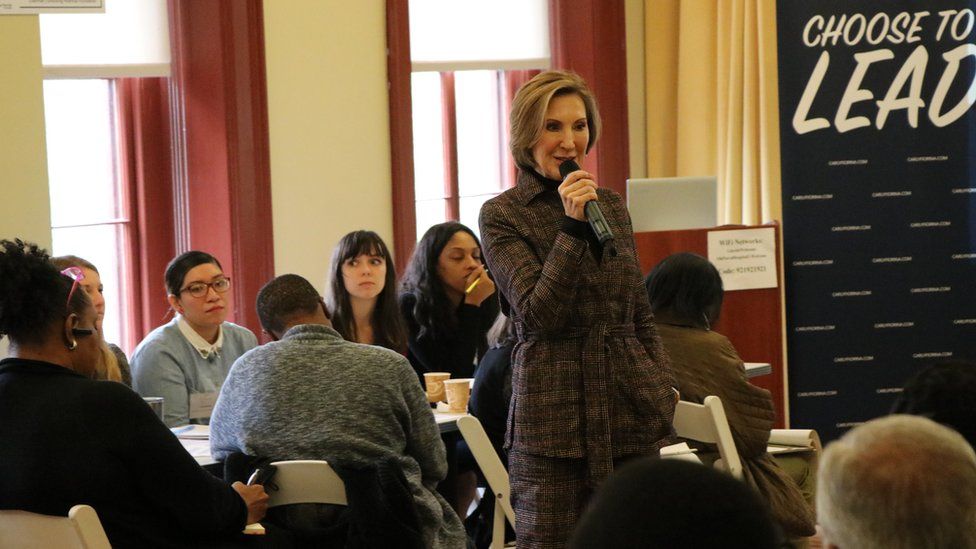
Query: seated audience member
890 360 976 448
210 274 466 549
325 230 406 352
818 415 976 549
645 252 815 537
465 312 516 548
569 458 780 549
51 255 131 385
0 239 267 547
132 251 257 427
470 312 515 461
399 222 498 381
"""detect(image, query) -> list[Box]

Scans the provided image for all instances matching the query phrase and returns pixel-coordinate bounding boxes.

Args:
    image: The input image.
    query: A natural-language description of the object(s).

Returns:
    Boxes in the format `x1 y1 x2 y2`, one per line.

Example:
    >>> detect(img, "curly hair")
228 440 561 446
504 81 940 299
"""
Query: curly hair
399 222 482 340
0 239 91 346
891 360 976 448
326 230 406 352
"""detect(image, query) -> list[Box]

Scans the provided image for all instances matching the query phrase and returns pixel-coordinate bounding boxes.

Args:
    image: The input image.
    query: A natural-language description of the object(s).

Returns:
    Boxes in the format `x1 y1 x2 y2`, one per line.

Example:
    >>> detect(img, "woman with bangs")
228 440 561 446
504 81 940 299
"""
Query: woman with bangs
326 230 406 352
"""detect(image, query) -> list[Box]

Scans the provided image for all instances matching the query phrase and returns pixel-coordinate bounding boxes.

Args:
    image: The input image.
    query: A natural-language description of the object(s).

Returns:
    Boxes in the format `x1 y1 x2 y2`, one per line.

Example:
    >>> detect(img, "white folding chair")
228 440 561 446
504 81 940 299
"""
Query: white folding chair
267 460 348 507
0 504 112 549
457 415 515 549
672 395 743 479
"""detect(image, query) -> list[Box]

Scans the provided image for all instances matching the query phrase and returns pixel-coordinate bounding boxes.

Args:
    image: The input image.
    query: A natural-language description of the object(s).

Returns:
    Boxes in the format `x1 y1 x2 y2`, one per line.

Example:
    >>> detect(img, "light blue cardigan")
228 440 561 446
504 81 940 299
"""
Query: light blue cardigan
131 317 257 427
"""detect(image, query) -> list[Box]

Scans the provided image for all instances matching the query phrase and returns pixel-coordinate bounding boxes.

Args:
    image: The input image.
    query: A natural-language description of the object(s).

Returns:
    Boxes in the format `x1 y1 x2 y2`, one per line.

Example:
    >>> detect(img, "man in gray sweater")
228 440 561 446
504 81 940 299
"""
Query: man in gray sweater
210 274 466 549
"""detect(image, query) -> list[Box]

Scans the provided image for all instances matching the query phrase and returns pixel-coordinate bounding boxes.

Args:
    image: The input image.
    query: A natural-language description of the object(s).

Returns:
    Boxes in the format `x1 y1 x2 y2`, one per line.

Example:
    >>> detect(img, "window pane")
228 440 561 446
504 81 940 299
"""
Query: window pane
455 70 504 198
416 198 448 241
409 0 549 65
43 79 120 227
52 224 129 350
411 72 446 201
459 194 498 240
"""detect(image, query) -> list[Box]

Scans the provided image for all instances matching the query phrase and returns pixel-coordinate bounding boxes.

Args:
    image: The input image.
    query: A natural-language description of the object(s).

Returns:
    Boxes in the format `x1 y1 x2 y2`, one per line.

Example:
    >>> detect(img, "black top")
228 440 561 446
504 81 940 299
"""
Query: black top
0 358 247 548
399 293 498 382
469 343 513 459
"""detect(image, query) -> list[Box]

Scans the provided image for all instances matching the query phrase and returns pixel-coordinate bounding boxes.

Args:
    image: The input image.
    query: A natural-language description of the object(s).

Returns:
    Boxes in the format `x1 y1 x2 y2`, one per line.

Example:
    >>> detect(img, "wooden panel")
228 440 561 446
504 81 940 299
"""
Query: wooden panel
549 0 630 197
386 0 417 272
635 223 786 427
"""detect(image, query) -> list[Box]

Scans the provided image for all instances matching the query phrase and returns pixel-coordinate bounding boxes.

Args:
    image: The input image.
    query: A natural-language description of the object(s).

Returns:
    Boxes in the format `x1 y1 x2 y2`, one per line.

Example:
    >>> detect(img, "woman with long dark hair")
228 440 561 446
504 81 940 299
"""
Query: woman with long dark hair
399 222 498 381
326 230 406 352
0 239 267 547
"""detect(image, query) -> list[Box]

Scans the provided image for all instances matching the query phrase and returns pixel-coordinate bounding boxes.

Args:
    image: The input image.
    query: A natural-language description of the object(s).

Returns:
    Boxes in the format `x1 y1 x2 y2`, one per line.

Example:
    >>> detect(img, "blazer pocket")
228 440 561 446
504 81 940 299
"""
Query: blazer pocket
512 388 585 457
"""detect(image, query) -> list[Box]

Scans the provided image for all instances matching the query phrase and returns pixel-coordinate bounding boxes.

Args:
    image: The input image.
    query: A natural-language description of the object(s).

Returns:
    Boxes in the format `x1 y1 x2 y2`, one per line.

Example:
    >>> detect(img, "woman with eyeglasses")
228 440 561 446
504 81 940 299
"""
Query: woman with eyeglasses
131 251 257 427
51 255 130 385
0 239 268 547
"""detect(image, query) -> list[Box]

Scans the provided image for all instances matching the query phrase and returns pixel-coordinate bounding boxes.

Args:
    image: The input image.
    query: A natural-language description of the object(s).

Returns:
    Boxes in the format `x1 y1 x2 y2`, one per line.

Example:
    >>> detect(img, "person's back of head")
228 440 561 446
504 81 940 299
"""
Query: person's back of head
569 458 780 549
891 360 976 449
644 252 724 329
256 274 328 339
818 415 976 549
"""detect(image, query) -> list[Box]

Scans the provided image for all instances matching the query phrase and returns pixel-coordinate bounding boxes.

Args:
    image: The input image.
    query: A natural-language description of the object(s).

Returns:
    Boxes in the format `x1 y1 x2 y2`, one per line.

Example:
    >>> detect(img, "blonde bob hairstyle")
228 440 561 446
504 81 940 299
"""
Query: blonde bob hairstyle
509 70 601 174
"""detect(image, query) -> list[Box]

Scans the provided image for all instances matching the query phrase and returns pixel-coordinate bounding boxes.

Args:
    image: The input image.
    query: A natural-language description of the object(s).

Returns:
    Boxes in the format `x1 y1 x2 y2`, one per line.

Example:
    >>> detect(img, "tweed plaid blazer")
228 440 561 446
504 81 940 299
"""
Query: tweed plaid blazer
480 169 676 483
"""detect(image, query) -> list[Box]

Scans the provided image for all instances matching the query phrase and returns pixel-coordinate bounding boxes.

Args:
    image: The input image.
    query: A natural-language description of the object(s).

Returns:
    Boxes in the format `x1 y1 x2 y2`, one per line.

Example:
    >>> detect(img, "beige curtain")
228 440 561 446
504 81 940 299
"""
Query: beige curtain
645 0 781 225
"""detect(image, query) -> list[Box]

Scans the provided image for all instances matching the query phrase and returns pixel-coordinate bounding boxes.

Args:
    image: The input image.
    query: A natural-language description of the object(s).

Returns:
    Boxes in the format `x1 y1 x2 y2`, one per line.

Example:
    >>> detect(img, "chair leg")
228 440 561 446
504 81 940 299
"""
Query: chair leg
491 498 505 549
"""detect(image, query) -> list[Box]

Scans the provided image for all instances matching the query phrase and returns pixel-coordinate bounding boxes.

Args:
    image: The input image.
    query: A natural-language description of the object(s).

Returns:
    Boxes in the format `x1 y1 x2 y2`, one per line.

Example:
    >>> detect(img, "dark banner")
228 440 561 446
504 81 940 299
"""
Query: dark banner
777 0 976 442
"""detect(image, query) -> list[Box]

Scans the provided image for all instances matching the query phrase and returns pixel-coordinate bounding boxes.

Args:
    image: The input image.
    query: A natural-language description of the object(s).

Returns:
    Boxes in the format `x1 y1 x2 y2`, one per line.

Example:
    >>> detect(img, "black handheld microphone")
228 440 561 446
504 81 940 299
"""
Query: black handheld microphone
558 160 615 247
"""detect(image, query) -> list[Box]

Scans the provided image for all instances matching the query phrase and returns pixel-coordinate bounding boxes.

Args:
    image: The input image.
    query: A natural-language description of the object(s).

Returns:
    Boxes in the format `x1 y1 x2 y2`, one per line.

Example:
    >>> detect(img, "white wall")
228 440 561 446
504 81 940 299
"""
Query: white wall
0 16 51 247
263 1 394 294
0 16 51 359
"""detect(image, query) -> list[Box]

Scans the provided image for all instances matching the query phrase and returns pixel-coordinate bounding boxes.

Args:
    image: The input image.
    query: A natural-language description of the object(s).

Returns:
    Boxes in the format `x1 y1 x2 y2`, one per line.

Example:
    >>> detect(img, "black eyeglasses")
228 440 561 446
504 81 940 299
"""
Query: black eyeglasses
179 277 232 298
72 327 96 337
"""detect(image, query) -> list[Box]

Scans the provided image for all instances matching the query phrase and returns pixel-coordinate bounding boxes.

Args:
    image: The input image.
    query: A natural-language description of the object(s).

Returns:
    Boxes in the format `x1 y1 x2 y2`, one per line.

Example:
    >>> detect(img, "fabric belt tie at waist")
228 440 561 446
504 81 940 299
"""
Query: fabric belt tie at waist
516 322 635 486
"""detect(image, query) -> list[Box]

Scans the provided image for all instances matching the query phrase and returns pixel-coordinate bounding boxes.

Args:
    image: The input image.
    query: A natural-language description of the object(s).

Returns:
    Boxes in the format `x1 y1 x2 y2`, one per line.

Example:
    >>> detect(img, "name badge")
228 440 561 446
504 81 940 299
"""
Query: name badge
189 391 218 420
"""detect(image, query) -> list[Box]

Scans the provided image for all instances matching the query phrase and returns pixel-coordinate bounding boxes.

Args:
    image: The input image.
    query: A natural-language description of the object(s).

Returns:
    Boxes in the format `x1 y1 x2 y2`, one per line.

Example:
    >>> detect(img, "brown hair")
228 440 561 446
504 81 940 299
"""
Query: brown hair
509 70 601 174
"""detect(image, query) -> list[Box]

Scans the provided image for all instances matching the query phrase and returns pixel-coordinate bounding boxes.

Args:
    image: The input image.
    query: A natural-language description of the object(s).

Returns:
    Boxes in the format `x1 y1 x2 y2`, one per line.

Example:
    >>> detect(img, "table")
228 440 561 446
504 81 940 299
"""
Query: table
177 412 467 467
744 362 772 378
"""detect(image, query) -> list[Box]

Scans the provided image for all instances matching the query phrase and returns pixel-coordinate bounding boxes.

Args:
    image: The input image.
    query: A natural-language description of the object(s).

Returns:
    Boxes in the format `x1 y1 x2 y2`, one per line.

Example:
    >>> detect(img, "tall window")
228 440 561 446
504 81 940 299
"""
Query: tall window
43 79 131 349
408 0 549 239
40 0 171 352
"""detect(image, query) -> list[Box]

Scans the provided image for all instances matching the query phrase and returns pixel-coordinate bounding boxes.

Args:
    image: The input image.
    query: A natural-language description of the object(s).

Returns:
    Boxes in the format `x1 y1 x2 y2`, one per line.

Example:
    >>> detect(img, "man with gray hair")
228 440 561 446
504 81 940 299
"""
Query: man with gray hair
210 274 466 549
817 414 976 549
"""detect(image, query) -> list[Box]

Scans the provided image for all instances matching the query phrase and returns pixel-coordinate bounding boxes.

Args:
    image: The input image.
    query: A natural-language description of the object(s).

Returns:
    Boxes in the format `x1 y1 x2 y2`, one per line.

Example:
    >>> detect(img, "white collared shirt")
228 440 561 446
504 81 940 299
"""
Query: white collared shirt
177 316 224 360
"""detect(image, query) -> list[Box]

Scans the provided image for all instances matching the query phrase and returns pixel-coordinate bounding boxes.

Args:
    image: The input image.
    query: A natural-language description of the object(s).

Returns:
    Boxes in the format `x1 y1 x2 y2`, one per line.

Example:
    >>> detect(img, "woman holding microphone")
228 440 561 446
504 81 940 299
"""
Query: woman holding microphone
479 70 676 547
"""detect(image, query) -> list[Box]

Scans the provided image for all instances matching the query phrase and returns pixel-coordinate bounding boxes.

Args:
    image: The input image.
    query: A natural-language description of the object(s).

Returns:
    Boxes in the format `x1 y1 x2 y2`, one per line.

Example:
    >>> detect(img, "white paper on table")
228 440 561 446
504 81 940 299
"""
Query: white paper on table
188 391 218 420
707 227 777 291
171 424 210 440
767 429 819 455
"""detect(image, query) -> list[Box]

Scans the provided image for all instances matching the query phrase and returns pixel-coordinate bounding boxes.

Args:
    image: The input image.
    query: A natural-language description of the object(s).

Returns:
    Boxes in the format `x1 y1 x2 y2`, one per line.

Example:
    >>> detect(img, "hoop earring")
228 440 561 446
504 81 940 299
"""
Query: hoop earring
67 339 77 351
702 313 711 331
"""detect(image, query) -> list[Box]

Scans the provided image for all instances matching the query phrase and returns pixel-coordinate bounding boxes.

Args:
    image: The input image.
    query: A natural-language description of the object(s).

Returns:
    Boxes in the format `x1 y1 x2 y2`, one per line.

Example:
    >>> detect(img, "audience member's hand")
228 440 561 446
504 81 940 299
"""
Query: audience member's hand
464 265 496 306
232 481 269 524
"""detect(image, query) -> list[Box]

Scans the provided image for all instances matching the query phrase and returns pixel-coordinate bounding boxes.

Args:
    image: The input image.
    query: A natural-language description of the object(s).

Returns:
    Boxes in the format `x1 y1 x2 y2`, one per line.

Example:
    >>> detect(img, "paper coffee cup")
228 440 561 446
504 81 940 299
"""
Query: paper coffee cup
444 378 471 413
143 397 164 420
424 372 451 403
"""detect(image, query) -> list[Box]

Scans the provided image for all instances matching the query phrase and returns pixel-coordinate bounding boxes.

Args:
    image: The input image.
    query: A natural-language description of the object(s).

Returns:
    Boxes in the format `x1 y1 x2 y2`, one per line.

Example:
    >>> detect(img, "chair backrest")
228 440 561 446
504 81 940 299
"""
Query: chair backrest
0 504 112 549
267 460 348 507
457 415 515 549
672 396 743 479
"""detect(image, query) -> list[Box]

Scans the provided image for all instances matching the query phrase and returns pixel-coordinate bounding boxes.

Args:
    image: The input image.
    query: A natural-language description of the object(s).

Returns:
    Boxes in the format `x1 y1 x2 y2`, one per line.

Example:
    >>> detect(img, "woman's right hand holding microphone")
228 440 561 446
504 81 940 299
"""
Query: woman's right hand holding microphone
558 168 599 222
